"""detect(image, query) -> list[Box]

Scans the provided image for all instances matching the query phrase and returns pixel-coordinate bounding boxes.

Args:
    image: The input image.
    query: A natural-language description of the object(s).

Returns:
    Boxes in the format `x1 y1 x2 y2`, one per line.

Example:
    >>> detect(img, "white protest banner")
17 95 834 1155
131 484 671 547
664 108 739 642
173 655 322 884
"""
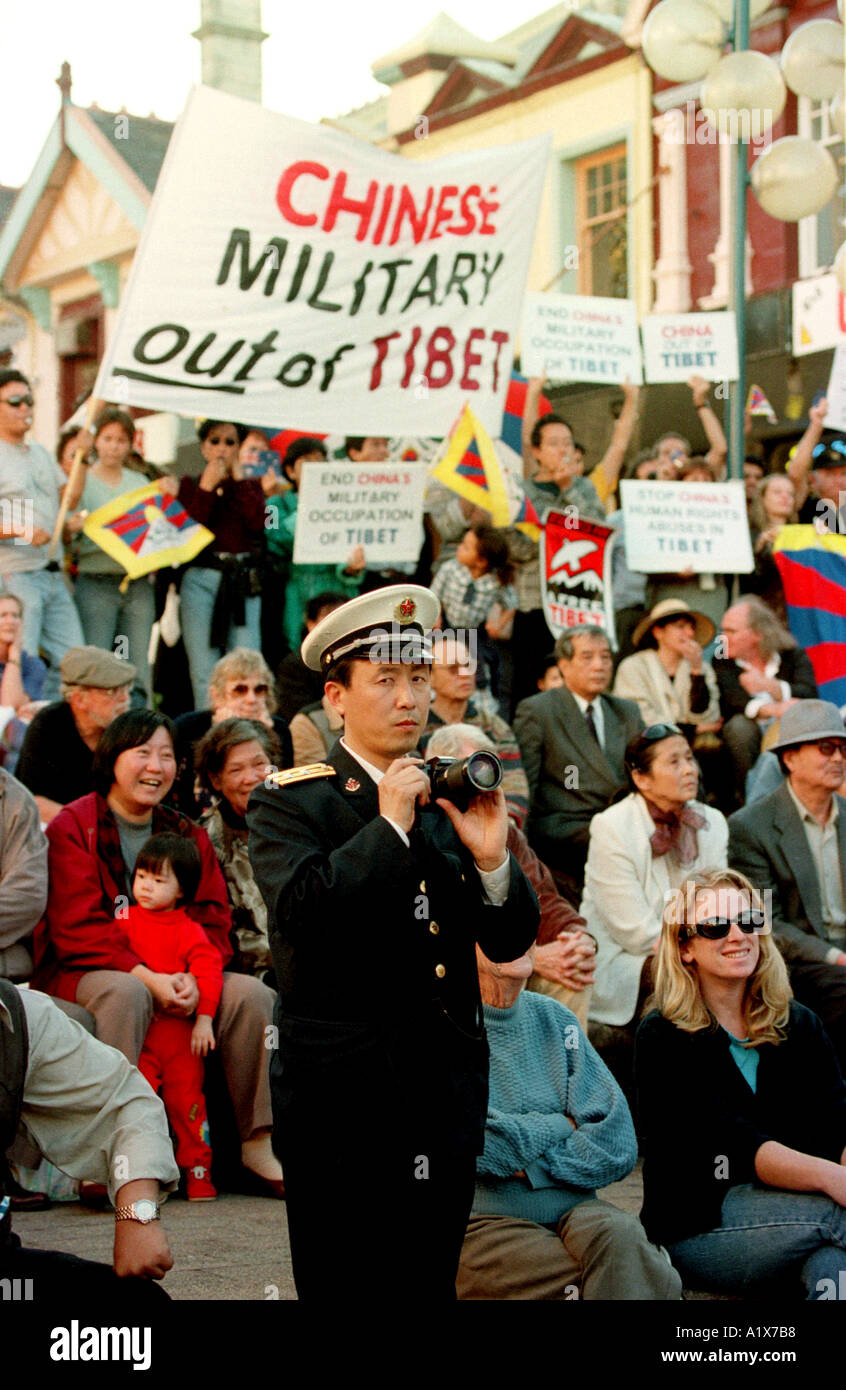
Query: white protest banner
641 311 738 383
620 479 753 573
825 344 846 432
792 272 846 357
293 461 427 566
95 86 550 438
520 293 643 385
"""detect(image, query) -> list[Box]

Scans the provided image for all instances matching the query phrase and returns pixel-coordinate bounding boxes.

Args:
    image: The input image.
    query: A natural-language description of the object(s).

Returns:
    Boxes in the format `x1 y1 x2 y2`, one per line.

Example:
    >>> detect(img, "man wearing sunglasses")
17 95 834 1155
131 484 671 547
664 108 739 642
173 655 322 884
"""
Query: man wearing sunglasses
728 699 846 1069
0 371 84 699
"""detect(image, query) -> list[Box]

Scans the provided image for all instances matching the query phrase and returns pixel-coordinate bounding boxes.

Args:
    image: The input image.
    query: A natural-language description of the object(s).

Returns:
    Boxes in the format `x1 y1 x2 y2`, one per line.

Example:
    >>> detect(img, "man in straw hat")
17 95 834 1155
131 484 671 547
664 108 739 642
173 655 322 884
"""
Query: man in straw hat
613 599 721 738
729 699 846 1067
247 585 538 1301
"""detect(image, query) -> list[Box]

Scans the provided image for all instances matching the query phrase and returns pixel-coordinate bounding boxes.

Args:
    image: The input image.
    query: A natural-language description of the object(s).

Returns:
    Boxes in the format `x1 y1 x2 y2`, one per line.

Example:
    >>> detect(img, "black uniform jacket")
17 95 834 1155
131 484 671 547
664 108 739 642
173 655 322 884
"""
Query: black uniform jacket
247 741 539 1157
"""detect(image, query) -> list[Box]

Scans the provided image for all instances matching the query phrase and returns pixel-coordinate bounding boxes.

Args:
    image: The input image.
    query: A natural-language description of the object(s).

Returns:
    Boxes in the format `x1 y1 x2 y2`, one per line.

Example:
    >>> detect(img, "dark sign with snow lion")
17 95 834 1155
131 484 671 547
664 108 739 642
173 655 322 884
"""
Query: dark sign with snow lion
540 511 617 648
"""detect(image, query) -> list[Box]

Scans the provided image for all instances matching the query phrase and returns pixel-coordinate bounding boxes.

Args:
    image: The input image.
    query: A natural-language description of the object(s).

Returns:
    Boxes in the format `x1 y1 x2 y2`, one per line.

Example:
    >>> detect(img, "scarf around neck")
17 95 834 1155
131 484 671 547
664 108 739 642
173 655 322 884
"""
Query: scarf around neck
644 797 706 864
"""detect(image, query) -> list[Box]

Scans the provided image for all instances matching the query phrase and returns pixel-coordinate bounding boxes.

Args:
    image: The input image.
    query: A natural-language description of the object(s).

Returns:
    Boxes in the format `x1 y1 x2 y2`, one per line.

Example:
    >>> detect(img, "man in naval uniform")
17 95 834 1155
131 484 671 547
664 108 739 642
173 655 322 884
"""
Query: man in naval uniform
247 586 539 1300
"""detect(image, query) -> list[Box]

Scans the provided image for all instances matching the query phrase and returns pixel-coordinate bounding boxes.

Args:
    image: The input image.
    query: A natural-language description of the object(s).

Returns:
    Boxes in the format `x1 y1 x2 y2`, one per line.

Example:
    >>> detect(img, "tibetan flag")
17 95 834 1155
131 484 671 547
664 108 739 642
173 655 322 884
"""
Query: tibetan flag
501 372 553 456
746 384 777 424
773 525 846 705
430 403 543 540
83 484 214 581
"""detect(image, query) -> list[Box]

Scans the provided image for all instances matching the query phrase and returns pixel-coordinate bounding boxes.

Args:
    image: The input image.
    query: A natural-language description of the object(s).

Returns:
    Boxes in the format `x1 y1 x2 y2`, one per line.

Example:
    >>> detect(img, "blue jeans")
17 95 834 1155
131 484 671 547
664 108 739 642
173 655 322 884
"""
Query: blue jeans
2 569 84 700
669 1184 846 1299
74 572 155 705
180 566 261 709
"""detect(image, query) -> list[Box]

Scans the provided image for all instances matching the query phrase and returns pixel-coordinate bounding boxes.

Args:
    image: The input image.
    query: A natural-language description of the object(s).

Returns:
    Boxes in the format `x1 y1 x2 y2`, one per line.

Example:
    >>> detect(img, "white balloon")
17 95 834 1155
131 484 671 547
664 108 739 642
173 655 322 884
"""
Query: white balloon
780 20 845 100
835 242 846 296
831 90 846 142
642 0 725 83
702 0 773 20
701 51 786 139
750 137 838 221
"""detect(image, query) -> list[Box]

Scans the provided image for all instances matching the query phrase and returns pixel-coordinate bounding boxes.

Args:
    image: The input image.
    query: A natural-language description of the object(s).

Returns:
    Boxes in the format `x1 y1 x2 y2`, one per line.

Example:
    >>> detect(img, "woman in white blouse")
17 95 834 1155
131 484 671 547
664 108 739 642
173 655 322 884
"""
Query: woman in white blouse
581 723 728 1028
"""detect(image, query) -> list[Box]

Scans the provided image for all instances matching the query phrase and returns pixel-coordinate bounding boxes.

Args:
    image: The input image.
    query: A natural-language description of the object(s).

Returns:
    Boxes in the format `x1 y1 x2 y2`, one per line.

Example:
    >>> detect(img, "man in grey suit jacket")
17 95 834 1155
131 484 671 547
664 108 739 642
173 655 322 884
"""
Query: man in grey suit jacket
728 699 846 1068
513 626 643 898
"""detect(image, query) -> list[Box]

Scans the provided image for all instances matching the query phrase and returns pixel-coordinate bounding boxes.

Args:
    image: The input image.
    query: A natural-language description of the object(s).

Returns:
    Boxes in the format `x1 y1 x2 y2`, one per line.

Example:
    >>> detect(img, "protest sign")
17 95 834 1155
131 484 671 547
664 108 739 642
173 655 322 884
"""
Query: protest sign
792 272 846 357
619 479 753 573
95 85 549 438
641 311 738 383
540 511 617 645
83 484 214 579
293 462 427 566
520 292 642 385
825 344 846 432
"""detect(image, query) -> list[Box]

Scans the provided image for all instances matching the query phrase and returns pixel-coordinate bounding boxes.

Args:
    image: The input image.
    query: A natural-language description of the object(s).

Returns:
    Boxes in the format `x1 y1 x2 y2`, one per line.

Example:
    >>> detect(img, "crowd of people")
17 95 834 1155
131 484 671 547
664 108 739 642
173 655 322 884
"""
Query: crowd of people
1 357 845 1303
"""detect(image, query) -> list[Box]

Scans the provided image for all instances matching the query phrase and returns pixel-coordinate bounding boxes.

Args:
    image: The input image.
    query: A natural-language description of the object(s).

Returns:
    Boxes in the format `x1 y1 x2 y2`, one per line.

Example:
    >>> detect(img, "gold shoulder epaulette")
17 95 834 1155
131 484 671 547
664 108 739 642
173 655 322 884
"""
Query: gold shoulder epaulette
268 763 336 788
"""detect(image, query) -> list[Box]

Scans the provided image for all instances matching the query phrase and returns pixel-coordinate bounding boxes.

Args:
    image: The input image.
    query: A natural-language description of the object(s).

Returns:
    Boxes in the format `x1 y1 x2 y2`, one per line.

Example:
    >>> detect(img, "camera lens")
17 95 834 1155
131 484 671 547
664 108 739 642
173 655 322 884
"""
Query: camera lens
466 751 502 792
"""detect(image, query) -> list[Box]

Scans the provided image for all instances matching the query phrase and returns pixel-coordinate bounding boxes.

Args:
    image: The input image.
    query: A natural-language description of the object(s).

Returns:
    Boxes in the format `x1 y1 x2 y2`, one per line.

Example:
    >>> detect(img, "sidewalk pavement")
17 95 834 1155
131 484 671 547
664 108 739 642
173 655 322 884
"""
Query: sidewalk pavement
12 1169 643 1301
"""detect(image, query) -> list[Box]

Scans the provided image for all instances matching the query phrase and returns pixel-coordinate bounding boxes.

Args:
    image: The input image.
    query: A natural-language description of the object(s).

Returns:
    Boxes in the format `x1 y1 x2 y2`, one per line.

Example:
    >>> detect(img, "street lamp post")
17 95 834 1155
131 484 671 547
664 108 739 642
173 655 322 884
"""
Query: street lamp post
642 0 843 478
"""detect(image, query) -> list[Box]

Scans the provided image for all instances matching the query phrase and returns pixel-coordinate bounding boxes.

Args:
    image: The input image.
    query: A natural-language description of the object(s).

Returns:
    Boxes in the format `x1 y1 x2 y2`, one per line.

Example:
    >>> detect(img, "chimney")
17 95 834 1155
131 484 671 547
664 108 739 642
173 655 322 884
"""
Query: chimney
193 0 267 104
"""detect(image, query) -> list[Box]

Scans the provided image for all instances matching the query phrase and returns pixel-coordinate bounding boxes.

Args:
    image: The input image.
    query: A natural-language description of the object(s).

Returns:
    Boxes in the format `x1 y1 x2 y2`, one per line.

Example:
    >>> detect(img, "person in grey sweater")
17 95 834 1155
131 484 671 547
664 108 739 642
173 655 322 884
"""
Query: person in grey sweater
456 940 681 1300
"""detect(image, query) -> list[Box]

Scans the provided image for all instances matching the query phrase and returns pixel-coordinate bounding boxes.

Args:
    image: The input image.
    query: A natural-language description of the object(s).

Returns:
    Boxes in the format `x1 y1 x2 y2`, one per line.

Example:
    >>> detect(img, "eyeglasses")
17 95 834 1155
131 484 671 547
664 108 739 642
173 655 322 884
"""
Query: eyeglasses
230 682 269 697
680 912 767 941
813 739 846 759
1 394 34 408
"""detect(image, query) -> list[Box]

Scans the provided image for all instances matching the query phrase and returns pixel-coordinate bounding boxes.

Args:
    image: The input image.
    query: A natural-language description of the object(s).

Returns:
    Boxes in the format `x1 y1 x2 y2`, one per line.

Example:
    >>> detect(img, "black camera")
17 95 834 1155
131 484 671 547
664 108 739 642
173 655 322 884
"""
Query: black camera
425 751 503 810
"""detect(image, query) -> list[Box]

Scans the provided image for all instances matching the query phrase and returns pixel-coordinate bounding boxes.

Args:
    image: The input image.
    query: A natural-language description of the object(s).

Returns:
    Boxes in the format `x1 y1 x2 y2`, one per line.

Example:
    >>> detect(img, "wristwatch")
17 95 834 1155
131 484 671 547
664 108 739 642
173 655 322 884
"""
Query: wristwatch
115 1198 160 1224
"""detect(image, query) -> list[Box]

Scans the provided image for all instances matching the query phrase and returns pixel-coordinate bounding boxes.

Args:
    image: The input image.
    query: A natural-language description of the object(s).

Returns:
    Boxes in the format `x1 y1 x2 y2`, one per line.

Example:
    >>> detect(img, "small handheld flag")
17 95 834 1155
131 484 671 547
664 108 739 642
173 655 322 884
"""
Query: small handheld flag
83 484 214 582
429 403 542 539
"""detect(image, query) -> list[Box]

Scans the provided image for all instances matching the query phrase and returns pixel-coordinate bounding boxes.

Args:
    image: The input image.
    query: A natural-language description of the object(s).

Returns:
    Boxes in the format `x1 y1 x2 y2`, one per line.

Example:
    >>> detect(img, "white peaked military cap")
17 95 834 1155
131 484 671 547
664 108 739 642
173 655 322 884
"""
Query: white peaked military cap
300 584 441 674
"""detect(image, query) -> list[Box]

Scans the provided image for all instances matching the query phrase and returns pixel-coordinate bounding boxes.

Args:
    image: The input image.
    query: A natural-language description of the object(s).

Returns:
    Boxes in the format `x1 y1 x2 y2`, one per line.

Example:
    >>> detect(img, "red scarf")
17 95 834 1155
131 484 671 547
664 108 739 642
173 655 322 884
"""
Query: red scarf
645 798 706 865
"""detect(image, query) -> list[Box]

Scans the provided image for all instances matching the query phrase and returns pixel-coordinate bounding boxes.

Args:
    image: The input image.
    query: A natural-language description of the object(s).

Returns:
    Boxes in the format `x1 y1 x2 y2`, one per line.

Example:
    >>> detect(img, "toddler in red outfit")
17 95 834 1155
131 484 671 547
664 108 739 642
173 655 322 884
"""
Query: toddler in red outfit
127 832 224 1201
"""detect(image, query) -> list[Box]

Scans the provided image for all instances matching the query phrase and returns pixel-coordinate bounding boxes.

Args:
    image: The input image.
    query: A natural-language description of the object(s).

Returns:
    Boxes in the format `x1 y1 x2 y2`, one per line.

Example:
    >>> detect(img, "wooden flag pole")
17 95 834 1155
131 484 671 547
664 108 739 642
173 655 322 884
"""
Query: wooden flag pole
47 395 103 562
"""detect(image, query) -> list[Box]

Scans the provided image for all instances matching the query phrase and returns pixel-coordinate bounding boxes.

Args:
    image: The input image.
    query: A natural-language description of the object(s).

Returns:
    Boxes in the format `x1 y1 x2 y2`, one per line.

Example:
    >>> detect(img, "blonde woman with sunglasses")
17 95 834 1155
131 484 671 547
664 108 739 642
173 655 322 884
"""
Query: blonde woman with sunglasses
171 649 292 817
636 868 846 1299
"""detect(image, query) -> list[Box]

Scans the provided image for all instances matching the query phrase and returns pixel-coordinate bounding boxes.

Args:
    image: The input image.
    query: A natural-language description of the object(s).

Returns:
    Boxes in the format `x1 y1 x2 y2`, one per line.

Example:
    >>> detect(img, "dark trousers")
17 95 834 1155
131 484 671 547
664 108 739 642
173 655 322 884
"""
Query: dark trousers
788 958 846 1073
0 1235 169 1303
271 1041 477 1301
279 1133 476 1302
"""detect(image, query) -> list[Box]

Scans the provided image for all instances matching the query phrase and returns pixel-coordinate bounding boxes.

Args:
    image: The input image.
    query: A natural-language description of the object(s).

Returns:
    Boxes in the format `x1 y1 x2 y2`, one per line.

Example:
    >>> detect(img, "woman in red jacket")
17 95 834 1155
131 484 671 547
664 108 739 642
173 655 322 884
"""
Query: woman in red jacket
32 708 284 1197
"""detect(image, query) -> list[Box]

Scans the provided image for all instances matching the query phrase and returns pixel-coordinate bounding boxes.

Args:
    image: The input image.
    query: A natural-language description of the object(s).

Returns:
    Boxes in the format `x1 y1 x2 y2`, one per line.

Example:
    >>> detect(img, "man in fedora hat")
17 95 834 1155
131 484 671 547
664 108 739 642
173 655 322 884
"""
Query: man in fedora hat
613 599 721 741
16 646 135 824
729 699 846 1066
247 585 538 1301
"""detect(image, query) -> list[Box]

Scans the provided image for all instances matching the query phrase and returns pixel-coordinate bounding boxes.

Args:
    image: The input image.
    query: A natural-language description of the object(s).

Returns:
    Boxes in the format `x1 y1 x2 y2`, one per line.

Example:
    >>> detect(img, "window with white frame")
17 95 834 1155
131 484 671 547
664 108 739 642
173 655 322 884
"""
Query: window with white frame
797 95 845 279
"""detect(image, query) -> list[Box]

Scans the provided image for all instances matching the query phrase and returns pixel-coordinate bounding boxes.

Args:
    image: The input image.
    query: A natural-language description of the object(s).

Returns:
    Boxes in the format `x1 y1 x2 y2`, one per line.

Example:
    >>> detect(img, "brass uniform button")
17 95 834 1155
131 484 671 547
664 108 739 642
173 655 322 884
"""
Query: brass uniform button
435 964 446 979
429 922 440 935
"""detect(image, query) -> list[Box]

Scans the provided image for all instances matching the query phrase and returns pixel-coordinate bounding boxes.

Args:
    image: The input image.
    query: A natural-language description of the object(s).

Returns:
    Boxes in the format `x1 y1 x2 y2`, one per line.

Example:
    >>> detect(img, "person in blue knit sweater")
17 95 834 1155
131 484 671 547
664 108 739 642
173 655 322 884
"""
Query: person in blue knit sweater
456 940 681 1300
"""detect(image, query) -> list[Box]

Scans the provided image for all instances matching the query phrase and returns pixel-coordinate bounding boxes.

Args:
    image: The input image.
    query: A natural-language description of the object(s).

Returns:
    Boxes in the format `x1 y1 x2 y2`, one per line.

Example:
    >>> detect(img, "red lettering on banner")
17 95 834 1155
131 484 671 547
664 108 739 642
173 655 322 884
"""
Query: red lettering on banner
323 173 379 241
369 331 400 390
460 329 485 390
449 186 480 237
275 165 501 244
430 186 459 240
424 327 456 388
276 162 329 226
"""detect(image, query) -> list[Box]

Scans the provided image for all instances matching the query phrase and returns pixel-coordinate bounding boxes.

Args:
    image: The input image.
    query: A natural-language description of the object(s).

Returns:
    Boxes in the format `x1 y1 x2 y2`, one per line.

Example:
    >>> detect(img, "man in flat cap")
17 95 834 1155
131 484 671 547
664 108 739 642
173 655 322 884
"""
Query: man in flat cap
16 646 135 823
729 699 846 1068
248 586 539 1301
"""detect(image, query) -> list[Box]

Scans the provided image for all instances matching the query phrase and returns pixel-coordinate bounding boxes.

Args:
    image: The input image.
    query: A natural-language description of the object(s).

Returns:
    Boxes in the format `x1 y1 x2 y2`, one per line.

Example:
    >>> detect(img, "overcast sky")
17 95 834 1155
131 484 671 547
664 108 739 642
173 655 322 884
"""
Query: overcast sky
1 0 546 187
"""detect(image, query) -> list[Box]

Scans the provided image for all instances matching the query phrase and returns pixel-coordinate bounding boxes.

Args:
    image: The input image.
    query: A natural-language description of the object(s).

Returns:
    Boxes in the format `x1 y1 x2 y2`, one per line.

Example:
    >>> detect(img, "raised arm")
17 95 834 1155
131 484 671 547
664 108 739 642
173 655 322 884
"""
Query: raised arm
787 397 828 511
689 376 727 471
590 380 640 505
